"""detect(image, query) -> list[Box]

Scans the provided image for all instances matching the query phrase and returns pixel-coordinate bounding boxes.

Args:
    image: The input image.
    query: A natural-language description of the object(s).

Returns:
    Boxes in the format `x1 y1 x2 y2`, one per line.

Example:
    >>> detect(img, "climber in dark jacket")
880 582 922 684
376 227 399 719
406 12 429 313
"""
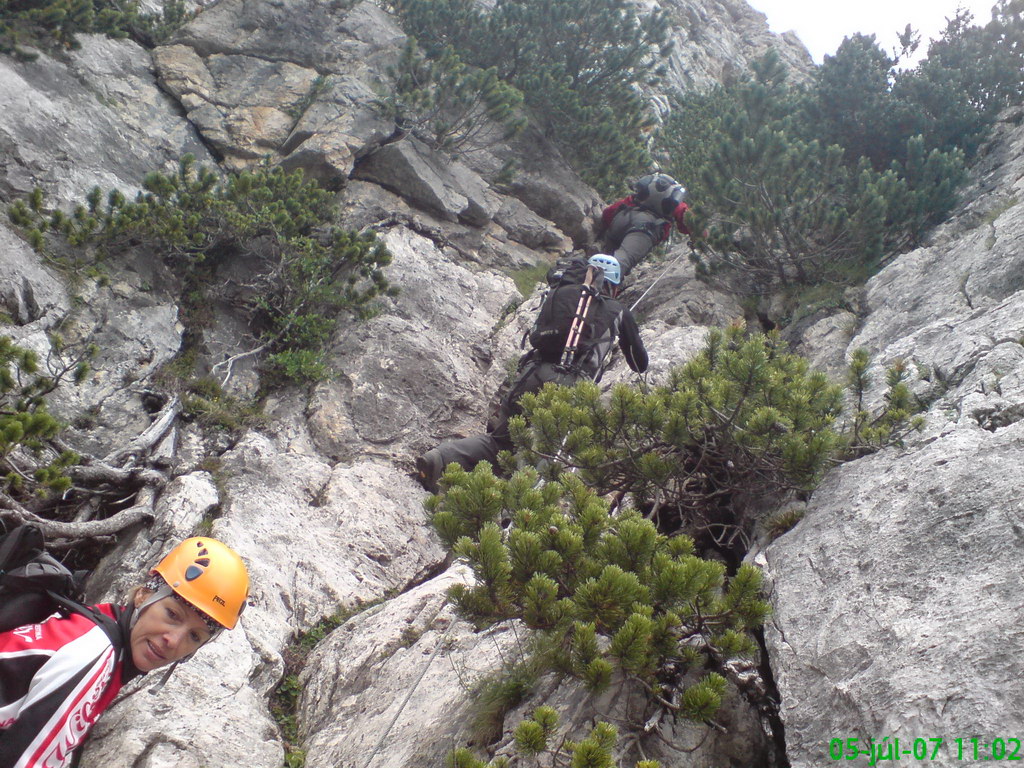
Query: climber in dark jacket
415 255 648 493
599 172 693 279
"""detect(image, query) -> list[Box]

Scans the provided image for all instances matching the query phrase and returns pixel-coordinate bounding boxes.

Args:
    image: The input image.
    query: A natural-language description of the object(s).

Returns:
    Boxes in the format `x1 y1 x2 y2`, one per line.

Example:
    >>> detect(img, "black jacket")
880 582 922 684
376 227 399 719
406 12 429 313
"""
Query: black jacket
536 285 648 381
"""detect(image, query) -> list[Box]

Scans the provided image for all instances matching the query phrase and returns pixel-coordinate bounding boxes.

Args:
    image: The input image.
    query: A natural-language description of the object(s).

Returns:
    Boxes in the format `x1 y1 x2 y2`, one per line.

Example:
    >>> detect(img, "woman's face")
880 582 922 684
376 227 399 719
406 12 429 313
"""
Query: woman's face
130 591 213 672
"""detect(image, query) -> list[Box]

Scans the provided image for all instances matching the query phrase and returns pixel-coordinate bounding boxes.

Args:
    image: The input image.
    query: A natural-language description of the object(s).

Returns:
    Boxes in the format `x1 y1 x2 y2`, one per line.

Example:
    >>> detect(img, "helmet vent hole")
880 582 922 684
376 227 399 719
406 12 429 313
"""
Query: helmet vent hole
195 558 211 567
185 564 205 581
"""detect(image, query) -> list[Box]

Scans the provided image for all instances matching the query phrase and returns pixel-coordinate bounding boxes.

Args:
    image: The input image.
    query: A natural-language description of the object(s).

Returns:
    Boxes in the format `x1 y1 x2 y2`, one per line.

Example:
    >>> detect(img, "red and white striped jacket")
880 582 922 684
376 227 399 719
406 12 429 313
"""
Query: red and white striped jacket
0 604 130 768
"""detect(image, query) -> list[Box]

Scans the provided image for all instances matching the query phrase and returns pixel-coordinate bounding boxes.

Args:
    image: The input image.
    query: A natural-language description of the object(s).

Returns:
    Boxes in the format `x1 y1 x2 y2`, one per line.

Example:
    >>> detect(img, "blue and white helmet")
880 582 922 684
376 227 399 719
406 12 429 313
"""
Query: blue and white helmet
588 254 621 285
634 173 686 217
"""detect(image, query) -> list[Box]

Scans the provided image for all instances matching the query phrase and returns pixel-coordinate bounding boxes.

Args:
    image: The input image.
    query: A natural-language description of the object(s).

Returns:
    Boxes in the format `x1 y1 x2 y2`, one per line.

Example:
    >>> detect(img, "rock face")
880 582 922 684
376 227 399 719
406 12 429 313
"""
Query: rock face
764 107 1024 768
307 227 522 461
4 1 1020 768
657 0 813 91
0 34 214 208
762 426 1024 768
298 566 521 768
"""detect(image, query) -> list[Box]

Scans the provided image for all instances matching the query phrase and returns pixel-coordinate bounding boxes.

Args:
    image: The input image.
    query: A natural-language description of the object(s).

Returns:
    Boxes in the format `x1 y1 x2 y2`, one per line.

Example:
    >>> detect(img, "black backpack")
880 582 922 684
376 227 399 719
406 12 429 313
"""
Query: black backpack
544 255 591 288
0 524 120 640
529 281 619 368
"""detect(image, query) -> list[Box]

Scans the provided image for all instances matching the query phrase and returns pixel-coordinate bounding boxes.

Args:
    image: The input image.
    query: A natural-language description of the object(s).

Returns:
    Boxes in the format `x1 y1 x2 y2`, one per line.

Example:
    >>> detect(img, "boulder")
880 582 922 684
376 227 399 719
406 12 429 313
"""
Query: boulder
159 0 407 174
154 45 321 164
354 138 501 226
762 422 1024 767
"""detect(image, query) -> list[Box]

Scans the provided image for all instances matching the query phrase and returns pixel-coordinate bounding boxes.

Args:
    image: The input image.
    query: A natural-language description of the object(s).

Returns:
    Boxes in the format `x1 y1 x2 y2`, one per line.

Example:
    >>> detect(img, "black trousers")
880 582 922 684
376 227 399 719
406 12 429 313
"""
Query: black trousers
434 358 581 474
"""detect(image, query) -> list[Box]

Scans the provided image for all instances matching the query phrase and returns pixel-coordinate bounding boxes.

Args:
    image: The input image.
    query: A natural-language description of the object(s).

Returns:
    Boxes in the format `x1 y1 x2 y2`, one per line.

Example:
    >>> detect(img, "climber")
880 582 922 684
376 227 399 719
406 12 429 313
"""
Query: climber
597 172 698 280
415 254 648 493
0 536 250 768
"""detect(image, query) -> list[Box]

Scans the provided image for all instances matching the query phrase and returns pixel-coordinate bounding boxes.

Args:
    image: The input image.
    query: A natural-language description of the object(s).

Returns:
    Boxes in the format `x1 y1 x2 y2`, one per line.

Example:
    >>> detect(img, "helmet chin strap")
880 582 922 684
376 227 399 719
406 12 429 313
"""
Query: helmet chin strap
130 583 176 630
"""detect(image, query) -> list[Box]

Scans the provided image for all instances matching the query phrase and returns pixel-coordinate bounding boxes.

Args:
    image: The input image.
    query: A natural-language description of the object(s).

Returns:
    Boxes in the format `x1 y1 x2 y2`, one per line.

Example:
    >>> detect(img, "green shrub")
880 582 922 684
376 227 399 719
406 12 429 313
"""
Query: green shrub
429 464 769 724
181 377 264 433
660 10 1024 301
0 335 91 499
375 39 526 156
670 52 965 295
468 648 549 745
506 262 551 298
511 325 843 513
390 0 672 195
0 0 190 59
8 157 395 388
451 706 661 768
843 348 925 457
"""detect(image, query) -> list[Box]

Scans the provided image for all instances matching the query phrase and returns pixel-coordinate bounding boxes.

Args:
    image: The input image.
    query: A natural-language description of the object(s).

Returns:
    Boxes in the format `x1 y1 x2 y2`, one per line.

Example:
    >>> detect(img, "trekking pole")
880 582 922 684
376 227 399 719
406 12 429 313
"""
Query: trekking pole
561 267 595 367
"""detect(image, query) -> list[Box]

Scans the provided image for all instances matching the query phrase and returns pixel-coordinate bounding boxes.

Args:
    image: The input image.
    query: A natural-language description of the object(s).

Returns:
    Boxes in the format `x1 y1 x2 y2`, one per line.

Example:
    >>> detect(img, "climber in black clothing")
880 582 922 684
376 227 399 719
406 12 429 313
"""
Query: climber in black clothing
415 254 648 493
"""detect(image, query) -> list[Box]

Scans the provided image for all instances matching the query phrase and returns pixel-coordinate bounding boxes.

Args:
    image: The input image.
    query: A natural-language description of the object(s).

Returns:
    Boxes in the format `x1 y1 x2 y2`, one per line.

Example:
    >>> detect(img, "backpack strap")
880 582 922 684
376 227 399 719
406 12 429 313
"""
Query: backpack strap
623 206 669 239
520 286 551 350
47 591 125 649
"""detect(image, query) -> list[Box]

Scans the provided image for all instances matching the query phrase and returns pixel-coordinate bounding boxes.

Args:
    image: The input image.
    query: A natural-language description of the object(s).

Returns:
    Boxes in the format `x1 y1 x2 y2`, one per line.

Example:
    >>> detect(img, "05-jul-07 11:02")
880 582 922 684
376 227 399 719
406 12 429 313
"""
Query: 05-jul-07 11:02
829 736 1023 762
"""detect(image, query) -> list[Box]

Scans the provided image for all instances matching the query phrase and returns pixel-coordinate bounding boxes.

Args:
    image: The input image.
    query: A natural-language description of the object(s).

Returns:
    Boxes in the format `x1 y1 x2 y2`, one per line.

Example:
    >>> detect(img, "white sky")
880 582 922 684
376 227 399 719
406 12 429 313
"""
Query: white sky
747 0 999 65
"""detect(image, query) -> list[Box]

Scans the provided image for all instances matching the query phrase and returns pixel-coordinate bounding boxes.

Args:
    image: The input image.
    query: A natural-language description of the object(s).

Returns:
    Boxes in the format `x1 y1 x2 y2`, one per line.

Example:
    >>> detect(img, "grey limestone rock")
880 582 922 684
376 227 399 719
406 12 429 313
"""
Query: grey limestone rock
307 227 521 461
0 223 68 328
298 566 520 768
0 34 213 209
762 422 1024 767
353 137 501 227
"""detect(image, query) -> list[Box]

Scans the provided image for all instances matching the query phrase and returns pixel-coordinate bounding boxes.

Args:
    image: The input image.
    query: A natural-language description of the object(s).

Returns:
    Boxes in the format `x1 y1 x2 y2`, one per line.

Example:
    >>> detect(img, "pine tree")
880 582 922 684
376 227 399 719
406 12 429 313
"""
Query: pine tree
429 462 772 725
428 330 923 742
390 0 671 195
452 706 660 767
6 159 394 386
510 326 843 525
664 50 967 293
375 39 526 156
0 0 190 57
0 335 89 499
677 53 879 290
810 33 900 169
843 348 925 458
891 1 1024 160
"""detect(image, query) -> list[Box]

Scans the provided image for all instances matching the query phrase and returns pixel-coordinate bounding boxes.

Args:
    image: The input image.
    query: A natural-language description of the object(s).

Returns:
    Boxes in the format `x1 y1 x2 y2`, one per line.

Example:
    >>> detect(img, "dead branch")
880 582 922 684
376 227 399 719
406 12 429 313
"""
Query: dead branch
209 343 270 388
102 396 181 466
67 463 166 489
0 487 156 541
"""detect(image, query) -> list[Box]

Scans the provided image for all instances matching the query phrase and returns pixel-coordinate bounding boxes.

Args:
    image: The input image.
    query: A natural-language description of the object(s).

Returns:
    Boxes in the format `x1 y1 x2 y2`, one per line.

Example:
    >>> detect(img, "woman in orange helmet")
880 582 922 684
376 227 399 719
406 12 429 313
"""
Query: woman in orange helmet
0 537 250 768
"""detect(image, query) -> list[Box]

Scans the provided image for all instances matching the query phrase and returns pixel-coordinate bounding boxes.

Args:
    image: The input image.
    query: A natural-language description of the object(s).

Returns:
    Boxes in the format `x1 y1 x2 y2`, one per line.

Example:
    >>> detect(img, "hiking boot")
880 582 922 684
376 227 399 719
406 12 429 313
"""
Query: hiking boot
415 449 443 494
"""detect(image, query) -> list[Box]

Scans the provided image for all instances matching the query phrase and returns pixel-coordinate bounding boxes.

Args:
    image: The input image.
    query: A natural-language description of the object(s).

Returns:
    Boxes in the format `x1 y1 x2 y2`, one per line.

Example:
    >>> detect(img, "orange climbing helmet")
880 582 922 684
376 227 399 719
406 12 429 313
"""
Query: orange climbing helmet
152 537 250 630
